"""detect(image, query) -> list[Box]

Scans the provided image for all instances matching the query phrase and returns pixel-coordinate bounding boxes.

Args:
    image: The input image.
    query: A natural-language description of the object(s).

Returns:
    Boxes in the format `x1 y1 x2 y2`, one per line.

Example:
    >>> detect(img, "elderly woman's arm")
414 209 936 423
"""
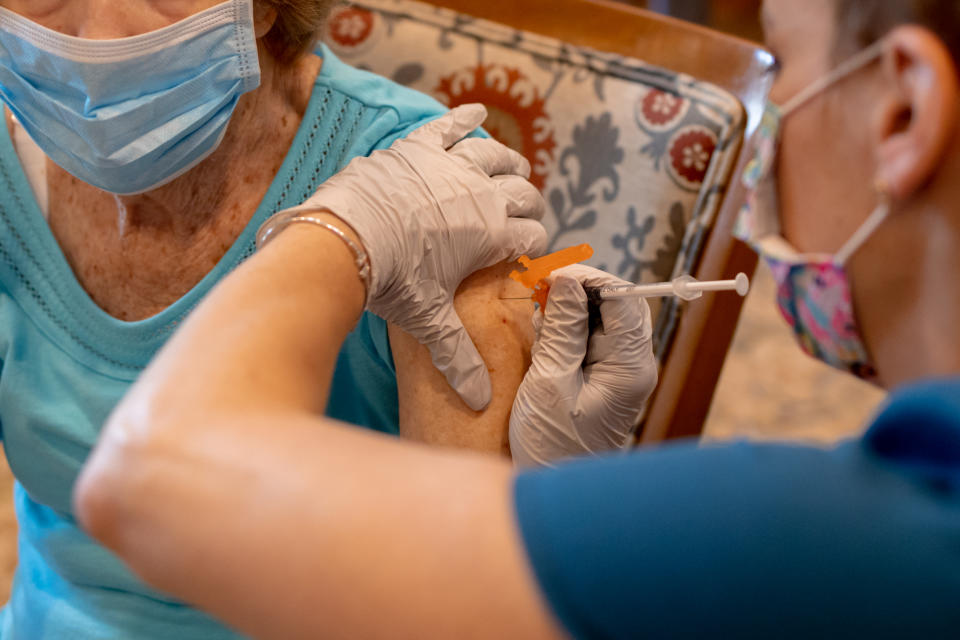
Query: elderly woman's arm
391 261 536 455
74 224 561 640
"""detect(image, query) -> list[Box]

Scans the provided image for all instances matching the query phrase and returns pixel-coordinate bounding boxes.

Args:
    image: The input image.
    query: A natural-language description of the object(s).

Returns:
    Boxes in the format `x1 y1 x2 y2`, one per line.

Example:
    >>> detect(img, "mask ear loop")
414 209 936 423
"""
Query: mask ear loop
781 39 888 117
834 181 893 265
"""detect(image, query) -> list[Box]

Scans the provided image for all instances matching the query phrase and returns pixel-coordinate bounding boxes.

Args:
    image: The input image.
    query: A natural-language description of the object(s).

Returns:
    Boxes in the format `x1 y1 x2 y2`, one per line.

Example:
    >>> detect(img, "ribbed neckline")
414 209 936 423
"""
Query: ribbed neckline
0 47 367 379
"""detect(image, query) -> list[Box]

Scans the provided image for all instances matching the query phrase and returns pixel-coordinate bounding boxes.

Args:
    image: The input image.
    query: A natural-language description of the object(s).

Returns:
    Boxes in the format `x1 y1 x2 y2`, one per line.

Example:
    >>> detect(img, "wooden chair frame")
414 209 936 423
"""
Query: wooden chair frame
431 0 775 442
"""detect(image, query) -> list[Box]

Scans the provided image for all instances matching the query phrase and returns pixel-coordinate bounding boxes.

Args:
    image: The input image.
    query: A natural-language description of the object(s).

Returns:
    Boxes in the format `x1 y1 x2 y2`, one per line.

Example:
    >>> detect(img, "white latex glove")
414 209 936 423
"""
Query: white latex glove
510 265 659 467
272 104 547 411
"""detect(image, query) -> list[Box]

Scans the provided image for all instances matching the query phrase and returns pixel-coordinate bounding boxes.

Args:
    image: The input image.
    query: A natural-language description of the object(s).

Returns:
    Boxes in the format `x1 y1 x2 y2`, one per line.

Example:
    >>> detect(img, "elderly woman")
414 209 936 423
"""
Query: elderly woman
0 0 570 637
72 0 960 637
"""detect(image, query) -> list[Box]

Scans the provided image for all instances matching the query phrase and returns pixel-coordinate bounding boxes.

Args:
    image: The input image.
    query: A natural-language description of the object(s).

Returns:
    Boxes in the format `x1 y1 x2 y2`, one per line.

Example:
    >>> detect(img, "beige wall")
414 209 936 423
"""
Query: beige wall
705 264 885 444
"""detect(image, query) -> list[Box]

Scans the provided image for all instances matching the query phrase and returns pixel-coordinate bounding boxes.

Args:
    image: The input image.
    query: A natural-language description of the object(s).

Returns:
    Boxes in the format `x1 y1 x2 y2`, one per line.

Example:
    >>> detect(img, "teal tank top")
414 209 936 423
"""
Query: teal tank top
0 46 448 638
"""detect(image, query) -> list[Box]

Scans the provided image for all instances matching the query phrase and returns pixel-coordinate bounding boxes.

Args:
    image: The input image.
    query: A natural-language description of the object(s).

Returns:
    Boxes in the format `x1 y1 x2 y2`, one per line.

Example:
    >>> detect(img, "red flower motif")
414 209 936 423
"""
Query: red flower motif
327 6 376 49
637 89 688 131
434 64 556 191
667 127 717 189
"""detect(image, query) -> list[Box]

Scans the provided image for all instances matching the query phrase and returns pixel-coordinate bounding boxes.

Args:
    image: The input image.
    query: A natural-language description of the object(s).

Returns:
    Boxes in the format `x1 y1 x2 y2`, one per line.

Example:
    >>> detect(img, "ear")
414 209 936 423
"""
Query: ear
253 3 279 39
874 26 960 200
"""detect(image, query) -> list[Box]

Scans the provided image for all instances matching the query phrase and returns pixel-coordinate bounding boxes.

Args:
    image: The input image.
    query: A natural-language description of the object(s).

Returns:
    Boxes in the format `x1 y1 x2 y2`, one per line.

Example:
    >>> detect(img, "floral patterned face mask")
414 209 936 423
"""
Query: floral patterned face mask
735 40 889 383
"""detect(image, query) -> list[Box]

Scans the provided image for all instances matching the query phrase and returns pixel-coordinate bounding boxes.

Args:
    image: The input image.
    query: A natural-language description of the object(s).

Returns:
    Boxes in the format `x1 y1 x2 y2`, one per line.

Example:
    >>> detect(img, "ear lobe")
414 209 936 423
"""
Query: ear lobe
875 26 959 201
253 5 278 39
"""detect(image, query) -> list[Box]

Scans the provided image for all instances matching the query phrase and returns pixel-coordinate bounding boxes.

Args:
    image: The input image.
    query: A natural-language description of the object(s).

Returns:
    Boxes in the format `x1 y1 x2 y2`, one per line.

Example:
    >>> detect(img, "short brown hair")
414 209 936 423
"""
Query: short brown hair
261 0 338 64
834 0 960 64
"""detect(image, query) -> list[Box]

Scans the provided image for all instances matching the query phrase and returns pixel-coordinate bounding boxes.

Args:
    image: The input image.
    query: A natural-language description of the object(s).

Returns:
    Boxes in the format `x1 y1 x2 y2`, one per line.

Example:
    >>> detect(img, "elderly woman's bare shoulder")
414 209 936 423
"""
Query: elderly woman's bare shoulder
388 261 535 456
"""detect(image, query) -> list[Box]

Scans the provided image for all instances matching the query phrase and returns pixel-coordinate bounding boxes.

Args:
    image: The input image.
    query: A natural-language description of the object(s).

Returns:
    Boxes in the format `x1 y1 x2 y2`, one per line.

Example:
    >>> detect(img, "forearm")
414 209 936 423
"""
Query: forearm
75 220 365 550
130 219 365 419
82 409 558 639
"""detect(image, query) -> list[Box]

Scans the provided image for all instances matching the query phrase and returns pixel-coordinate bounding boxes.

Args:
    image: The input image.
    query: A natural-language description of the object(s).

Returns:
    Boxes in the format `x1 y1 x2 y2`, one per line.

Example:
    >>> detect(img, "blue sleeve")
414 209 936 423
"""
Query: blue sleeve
326 313 399 435
514 434 960 638
862 378 960 473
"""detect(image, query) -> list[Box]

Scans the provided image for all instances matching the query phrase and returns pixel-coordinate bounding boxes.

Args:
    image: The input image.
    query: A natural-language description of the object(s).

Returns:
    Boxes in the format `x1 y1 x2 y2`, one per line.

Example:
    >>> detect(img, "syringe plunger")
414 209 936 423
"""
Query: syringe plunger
590 273 750 302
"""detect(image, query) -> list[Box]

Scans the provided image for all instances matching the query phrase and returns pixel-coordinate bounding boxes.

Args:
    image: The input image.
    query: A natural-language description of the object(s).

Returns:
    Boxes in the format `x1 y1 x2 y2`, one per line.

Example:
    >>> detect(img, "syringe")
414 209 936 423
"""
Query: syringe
587 273 750 302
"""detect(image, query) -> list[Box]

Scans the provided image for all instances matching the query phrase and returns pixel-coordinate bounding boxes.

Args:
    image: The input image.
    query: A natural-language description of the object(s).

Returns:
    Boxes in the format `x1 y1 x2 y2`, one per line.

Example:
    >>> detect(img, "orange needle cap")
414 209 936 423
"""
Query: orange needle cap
508 243 594 309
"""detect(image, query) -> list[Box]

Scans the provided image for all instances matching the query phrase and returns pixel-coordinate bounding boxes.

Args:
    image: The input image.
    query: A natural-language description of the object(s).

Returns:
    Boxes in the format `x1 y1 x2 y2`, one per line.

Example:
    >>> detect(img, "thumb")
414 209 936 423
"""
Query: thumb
532 274 589 374
421 303 493 411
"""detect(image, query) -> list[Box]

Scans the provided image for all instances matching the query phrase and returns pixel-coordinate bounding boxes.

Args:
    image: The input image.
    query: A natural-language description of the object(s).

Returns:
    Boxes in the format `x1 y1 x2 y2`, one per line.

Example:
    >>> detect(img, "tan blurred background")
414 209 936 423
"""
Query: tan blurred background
0 0 885 605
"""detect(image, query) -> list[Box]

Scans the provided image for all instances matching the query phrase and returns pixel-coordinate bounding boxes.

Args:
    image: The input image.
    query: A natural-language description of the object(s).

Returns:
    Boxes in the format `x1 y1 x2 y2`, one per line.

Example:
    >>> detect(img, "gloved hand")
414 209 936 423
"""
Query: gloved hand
269 104 547 411
510 265 659 467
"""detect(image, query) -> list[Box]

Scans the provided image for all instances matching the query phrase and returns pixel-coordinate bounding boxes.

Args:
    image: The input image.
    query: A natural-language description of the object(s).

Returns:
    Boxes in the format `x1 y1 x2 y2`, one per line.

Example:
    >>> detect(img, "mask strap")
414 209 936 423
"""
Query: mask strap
781 39 888 117
834 191 892 265
0 0 243 62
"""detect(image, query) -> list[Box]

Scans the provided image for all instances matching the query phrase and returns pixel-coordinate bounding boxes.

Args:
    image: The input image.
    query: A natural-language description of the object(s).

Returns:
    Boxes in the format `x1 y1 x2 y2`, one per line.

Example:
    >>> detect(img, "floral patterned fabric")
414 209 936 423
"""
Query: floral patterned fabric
765 257 877 381
326 0 745 359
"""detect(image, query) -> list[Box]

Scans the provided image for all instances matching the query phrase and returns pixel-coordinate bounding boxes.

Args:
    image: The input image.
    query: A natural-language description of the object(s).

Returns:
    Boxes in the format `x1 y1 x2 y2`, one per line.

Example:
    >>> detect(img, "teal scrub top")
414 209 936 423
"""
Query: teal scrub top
0 45 449 639
515 377 960 638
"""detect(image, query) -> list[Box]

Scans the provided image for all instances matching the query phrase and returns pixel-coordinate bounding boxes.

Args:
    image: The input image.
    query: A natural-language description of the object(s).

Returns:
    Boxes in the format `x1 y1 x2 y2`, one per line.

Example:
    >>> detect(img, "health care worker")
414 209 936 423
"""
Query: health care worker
76 0 960 638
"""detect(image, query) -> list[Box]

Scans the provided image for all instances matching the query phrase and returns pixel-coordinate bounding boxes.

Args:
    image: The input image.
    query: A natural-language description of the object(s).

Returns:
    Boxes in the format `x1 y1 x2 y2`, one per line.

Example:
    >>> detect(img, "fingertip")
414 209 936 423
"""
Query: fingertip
410 104 488 148
531 276 589 370
527 188 547 221
545 265 579 286
551 273 588 303
458 102 488 121
494 143 529 178
545 268 586 293
540 275 588 327
511 150 532 179
505 218 548 259
499 177 547 221
454 103 488 136
433 330 492 411
532 309 544 335
460 368 492 411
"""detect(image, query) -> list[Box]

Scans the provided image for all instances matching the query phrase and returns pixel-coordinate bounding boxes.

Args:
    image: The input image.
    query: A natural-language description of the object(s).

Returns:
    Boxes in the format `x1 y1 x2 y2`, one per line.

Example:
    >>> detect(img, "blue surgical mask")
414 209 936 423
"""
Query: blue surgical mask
0 0 261 195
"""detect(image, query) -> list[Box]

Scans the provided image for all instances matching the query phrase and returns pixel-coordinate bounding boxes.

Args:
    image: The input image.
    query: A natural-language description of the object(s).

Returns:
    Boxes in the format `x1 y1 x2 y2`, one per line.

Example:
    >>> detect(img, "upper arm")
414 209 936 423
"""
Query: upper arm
389 261 536 456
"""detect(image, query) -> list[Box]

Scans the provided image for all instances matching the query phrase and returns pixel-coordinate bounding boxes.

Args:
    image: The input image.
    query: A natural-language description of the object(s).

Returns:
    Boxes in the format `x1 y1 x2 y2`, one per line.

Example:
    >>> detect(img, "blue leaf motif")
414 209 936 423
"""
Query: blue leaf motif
628 202 688 282
530 53 556 73
547 114 624 251
561 113 623 207
612 207 657 277
392 63 424 86
566 179 595 209
567 210 597 233
549 188 566 222
649 202 687 281
593 74 606 102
